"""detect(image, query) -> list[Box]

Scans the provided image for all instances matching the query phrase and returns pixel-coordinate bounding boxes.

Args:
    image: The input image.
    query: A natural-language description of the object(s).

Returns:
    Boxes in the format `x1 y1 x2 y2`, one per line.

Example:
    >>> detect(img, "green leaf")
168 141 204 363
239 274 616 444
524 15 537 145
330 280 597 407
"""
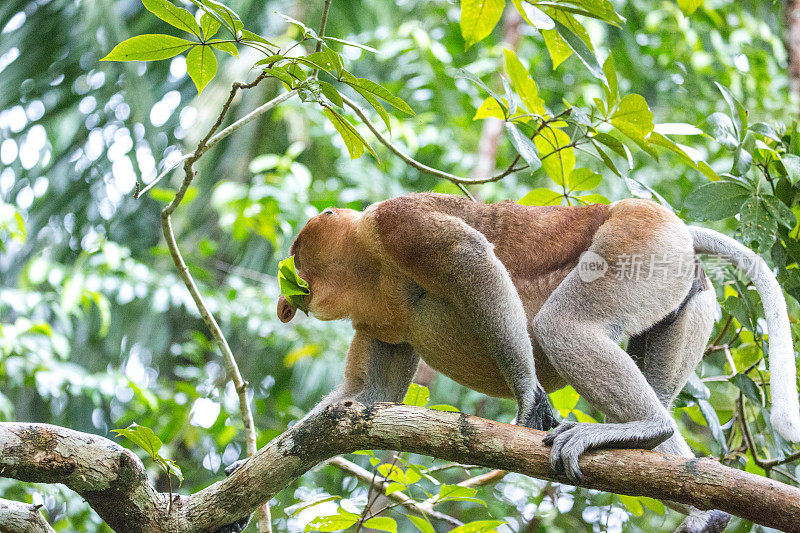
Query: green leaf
552 20 605 82
534 126 573 186
761 195 796 229
403 383 430 407
504 49 545 115
200 12 220 39
111 423 162 461
568 168 601 192
618 495 644 516
592 142 621 176
541 28 572 69
684 181 750 220
474 97 507 120
510 0 554 29
731 373 765 406
240 29 277 48
519 188 563 206
209 41 238 57
164 458 184 485
436 484 478 502
101 34 195 62
456 69 507 113
429 404 460 412
384 482 407 495
318 81 343 108
322 36 381 54
540 0 623 24
641 497 666 515
506 123 542 174
648 132 699 167
276 11 316 39
740 196 777 252
351 85 392 132
732 145 752 176
703 112 738 150
285 496 341 517
254 55 285 67
602 54 618 104
576 193 609 204
591 132 627 157
266 66 297 89
201 0 243 33
278 255 310 312
186 45 218 93
362 517 397 533
697 398 727 452
323 107 378 160
459 0 505 48
750 122 781 142
550 385 579 414
678 0 703 16
406 515 435 533
715 82 748 141
340 74 414 115
305 509 360 532
449 520 506 532
143 0 202 38
780 154 800 183
610 94 654 143
298 48 343 76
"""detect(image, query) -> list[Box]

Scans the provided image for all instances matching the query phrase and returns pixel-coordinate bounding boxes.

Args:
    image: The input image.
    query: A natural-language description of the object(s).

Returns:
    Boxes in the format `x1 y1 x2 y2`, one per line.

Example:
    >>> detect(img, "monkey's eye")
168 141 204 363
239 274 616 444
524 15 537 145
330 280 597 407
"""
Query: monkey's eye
322 208 335 215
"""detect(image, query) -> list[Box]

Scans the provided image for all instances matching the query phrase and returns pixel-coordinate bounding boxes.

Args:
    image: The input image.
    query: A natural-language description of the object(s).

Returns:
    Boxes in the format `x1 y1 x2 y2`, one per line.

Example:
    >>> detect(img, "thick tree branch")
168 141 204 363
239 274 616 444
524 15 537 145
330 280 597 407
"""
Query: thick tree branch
0 498 55 533
4 405 800 532
0 422 167 531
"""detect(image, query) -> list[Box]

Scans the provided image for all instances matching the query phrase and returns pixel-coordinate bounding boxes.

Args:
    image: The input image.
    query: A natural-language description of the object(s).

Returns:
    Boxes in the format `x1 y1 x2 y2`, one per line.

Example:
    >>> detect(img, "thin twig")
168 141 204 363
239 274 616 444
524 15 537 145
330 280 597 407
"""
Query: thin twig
160 76 293 533
705 315 733 354
315 0 332 53
327 457 462 527
341 94 530 185
137 87 298 199
738 394 800 469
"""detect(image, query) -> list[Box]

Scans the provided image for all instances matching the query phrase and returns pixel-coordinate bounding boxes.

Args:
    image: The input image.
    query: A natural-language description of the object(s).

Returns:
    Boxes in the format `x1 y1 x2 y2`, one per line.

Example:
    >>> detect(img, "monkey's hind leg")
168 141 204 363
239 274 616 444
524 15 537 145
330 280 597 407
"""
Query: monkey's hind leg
532 200 701 483
628 281 730 533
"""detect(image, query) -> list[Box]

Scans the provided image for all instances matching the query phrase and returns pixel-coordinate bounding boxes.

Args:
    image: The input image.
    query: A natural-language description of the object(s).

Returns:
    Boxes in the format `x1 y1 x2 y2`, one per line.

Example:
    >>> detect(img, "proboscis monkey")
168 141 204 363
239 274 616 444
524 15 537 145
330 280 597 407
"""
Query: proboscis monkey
277 193 800 533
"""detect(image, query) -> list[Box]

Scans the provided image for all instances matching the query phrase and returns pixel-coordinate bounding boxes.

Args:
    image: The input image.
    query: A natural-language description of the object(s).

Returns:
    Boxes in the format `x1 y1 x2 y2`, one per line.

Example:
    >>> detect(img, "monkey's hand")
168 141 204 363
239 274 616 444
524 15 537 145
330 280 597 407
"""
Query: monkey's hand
518 387 558 431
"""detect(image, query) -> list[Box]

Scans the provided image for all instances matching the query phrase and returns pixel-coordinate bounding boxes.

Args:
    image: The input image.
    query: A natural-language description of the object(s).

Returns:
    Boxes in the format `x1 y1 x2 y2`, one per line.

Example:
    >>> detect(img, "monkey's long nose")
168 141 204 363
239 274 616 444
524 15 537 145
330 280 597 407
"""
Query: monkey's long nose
277 295 297 323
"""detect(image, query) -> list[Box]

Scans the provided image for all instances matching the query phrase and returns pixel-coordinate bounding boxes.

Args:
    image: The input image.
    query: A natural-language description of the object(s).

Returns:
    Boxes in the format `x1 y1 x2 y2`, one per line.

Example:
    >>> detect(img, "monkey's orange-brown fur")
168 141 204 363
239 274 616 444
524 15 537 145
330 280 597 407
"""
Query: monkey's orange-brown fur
278 192 800 532
284 193 625 397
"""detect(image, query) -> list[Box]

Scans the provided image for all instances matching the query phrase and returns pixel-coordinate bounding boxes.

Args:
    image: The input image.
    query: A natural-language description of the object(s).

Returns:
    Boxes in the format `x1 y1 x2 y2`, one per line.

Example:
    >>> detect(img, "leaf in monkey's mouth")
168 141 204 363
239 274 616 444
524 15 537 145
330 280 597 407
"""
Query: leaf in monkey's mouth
278 255 310 314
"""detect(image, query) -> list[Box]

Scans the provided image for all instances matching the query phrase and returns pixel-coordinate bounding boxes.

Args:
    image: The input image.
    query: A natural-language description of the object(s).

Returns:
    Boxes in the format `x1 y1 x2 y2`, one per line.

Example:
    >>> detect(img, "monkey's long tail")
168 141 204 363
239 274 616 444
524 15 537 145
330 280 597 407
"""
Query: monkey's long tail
690 226 800 442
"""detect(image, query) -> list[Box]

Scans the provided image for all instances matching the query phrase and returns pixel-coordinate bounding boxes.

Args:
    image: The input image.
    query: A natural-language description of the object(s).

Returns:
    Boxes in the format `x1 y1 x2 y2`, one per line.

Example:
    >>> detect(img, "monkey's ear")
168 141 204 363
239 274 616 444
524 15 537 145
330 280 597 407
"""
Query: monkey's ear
277 296 297 323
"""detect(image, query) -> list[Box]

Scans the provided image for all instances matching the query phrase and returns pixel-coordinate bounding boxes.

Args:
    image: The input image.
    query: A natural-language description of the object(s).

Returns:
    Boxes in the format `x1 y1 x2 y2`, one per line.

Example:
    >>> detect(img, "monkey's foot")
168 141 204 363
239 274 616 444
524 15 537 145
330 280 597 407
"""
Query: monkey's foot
518 388 558 431
542 421 584 482
212 459 252 533
544 419 674 484
675 510 730 533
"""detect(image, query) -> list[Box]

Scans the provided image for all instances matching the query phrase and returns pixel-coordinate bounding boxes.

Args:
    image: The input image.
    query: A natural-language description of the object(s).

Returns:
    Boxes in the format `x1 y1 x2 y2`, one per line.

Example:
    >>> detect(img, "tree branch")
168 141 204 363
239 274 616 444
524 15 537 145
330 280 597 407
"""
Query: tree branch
159 85 296 533
341 94 529 186
4 404 800 532
0 498 55 533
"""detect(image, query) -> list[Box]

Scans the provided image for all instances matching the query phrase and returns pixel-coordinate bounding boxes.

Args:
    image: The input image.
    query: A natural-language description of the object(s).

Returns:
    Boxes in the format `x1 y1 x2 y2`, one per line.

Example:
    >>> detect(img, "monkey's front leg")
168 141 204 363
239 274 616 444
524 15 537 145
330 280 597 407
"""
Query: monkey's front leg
304 332 419 422
379 211 557 431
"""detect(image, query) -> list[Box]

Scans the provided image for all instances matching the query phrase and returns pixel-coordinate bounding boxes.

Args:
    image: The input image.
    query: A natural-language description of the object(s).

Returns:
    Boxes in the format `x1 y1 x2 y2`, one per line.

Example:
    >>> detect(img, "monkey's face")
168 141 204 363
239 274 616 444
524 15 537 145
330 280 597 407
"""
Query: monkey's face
277 207 361 323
